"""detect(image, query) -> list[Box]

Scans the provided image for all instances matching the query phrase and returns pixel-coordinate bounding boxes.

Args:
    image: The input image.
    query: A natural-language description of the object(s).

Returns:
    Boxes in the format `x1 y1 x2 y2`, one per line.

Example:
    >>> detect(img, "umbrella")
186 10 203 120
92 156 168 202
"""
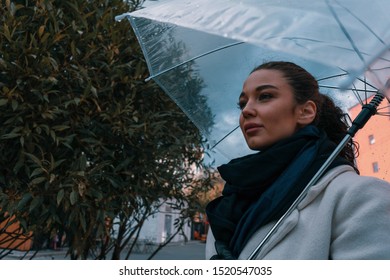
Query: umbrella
117 0 390 258
117 0 390 166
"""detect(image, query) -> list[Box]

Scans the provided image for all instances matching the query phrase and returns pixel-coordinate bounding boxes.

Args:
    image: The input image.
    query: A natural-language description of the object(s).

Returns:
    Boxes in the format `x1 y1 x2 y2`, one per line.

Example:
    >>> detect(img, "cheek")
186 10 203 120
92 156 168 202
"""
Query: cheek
239 114 244 128
276 115 300 134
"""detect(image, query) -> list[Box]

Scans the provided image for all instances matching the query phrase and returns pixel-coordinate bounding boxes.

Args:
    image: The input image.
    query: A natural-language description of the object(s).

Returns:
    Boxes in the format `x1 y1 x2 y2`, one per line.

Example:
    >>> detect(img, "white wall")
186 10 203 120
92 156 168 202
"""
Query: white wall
138 201 192 244
112 199 192 245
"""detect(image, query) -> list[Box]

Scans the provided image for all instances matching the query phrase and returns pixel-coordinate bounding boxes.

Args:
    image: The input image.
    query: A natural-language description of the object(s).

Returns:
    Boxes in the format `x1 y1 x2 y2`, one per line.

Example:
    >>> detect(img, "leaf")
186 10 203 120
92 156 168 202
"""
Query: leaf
53 33 66 44
30 168 44 178
18 218 28 232
0 132 21 139
40 32 50 44
29 196 42 212
0 99 8 106
57 189 65 205
31 177 46 185
17 193 32 210
70 190 78 205
13 157 24 173
79 212 87 232
38 25 45 38
90 189 103 200
40 124 50 135
52 125 70 131
24 152 42 166
51 159 66 170
80 153 87 170
3 24 11 42
11 99 18 111
106 177 121 189
114 157 132 172
50 130 56 141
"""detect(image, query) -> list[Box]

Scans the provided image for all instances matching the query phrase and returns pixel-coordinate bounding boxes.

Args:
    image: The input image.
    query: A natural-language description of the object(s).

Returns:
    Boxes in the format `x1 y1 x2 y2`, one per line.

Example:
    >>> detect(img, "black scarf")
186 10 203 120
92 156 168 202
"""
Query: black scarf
206 125 352 259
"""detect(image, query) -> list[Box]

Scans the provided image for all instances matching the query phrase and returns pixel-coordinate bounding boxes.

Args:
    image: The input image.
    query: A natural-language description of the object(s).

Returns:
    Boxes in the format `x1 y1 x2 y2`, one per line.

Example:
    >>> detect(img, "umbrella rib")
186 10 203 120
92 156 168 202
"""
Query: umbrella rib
351 82 364 105
318 67 381 106
319 85 377 93
335 0 386 45
377 103 390 113
277 36 372 59
326 0 365 64
354 77 379 91
210 125 240 150
317 72 349 82
145 41 245 82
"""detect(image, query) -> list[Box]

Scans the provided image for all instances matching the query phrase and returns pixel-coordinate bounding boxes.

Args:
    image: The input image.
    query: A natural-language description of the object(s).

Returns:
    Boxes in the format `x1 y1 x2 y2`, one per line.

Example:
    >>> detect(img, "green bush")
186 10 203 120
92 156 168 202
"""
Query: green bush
0 0 209 259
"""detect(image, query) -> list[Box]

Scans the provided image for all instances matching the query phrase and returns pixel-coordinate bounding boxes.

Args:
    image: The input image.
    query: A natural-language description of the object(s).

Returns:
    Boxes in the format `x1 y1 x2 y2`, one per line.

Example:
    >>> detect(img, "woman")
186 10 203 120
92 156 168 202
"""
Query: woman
205 61 390 260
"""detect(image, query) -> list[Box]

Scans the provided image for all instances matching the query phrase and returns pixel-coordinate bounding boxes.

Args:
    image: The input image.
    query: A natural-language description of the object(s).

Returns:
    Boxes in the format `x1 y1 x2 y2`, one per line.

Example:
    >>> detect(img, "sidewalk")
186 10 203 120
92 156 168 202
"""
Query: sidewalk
2 240 206 260
2 248 68 260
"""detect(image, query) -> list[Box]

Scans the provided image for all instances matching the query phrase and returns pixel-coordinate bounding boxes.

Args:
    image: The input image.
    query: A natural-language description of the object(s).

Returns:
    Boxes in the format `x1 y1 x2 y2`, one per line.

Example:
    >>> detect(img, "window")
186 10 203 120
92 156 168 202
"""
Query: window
164 214 172 240
368 134 375 145
372 162 379 173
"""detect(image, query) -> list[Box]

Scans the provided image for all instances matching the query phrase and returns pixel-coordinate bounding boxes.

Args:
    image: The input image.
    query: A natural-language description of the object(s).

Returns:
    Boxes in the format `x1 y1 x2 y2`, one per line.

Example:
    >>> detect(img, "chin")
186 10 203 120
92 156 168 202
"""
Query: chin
246 138 273 151
244 135 273 150
246 142 265 151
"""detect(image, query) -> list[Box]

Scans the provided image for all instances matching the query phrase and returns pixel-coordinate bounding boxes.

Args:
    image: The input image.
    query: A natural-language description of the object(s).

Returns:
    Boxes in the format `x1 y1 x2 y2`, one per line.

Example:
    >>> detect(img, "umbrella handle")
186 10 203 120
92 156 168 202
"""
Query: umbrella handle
347 92 385 137
247 91 386 260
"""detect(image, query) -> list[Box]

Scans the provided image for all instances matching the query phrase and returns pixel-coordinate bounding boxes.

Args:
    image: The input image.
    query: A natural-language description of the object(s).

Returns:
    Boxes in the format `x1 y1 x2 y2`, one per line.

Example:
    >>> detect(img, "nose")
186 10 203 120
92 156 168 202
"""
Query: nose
241 100 256 118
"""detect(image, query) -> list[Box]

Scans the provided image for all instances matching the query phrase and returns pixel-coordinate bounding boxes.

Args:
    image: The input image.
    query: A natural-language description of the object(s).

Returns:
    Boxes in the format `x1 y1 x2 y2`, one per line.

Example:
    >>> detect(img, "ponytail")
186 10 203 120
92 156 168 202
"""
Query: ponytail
315 94 357 168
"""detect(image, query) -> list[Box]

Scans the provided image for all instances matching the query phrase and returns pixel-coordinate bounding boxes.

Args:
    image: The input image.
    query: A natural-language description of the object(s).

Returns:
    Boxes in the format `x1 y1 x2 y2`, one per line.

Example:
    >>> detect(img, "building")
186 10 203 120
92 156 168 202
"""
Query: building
137 200 192 244
348 96 390 182
111 198 193 251
0 215 33 251
135 169 225 245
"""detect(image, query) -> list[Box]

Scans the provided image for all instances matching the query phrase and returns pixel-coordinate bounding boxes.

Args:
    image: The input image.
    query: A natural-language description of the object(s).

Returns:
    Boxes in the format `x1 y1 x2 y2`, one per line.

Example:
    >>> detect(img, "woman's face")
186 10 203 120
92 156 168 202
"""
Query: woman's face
238 69 307 150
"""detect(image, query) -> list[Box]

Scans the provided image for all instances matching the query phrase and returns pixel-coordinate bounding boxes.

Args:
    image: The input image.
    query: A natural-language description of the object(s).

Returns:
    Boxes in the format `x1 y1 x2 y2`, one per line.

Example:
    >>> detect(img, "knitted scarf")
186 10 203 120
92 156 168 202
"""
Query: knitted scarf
206 125 352 259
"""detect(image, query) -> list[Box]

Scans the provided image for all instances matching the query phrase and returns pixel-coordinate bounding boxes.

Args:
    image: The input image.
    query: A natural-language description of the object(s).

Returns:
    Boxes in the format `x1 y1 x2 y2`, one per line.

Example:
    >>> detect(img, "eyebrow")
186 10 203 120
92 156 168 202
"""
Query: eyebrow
239 84 278 98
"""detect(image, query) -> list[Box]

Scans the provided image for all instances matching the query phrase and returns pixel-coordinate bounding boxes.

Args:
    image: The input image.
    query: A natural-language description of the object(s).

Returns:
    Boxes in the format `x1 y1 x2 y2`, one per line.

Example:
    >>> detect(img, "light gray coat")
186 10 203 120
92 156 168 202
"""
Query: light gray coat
206 165 390 259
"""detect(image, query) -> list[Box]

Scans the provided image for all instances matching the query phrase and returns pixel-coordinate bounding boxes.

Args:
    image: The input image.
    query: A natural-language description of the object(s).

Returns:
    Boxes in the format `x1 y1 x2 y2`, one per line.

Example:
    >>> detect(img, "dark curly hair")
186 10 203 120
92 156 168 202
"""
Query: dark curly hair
251 61 358 169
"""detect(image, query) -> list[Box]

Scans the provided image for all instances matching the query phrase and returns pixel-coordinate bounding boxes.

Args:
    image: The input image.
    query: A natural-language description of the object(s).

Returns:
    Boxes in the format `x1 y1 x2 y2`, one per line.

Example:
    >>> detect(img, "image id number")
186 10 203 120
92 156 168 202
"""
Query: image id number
212 266 272 276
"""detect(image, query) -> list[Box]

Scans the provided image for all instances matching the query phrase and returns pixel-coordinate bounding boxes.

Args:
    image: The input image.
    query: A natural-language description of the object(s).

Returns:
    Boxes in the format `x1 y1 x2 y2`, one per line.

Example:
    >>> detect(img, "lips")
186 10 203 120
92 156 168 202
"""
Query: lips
244 123 263 134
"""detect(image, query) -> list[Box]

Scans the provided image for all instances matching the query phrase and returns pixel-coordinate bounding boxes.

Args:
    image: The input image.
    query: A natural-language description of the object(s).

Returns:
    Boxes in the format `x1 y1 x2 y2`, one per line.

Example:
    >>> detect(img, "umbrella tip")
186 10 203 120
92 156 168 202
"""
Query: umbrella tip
115 14 127 22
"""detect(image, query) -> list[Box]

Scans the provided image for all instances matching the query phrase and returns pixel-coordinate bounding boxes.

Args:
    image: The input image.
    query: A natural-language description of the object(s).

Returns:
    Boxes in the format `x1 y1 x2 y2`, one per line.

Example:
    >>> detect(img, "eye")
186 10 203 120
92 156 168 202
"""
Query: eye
257 92 273 101
237 99 246 110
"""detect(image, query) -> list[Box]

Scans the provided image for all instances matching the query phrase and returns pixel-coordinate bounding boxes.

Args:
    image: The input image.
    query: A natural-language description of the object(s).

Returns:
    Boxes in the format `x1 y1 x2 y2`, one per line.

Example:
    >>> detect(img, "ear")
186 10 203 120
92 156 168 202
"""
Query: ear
297 100 317 125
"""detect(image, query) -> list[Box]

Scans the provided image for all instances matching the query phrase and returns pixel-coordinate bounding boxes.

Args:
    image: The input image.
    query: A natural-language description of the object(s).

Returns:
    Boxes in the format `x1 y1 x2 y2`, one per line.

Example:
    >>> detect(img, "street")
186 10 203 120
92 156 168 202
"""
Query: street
3 240 206 260
129 240 206 260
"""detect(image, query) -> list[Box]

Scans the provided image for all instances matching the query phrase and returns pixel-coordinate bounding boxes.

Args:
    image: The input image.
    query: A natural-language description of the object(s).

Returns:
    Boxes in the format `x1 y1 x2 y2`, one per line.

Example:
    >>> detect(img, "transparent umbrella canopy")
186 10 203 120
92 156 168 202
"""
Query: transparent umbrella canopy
117 0 390 166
